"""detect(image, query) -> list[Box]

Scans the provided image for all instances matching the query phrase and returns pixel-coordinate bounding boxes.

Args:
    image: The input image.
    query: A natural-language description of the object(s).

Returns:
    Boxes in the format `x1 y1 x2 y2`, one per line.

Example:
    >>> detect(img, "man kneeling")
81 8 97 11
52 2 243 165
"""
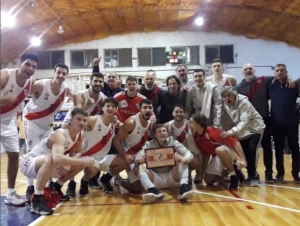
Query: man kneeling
20 108 95 215
134 124 194 204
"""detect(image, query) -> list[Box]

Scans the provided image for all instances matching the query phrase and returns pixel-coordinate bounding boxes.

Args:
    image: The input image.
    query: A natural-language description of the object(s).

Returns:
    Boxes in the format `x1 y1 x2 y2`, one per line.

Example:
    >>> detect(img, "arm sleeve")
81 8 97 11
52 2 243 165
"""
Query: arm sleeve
185 89 193 119
227 102 252 137
134 141 150 164
92 66 100 73
174 140 194 163
212 87 222 128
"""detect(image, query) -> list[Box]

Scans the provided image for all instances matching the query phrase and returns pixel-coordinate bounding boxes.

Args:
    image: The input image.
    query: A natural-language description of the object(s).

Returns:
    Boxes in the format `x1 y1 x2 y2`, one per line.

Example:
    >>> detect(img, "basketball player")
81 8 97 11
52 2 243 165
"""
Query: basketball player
63 72 106 193
205 59 237 88
189 113 247 190
134 124 194 203
114 76 147 123
23 63 73 201
0 53 38 206
20 108 94 215
112 99 154 193
78 98 127 195
164 104 200 183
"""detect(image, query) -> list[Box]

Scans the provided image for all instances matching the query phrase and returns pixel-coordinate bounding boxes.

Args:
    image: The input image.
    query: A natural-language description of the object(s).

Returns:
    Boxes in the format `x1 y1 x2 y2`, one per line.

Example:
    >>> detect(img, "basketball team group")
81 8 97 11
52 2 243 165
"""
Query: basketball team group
0 53 299 216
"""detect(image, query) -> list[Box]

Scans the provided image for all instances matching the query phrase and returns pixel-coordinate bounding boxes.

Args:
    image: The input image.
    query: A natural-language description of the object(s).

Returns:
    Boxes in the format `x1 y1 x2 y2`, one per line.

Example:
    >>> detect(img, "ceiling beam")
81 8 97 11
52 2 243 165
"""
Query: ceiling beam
88 0 110 34
136 0 144 31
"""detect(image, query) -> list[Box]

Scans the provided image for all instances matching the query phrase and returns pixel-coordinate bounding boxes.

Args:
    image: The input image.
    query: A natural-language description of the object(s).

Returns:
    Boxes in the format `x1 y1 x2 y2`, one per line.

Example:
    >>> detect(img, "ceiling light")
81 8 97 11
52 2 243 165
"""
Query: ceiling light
195 17 204 26
1 12 16 28
31 37 41 46
29 0 38 7
57 25 64 34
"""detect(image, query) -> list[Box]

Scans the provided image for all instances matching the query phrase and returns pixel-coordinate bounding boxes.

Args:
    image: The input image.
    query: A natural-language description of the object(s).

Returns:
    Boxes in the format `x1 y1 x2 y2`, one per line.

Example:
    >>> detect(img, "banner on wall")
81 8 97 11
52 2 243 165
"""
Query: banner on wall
54 111 67 122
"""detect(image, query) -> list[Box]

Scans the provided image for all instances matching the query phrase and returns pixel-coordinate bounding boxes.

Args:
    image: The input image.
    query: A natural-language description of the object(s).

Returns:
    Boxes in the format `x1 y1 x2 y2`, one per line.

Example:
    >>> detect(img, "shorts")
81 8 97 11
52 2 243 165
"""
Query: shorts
96 155 116 172
20 153 70 179
151 169 180 189
24 119 53 149
1 118 19 153
205 145 237 176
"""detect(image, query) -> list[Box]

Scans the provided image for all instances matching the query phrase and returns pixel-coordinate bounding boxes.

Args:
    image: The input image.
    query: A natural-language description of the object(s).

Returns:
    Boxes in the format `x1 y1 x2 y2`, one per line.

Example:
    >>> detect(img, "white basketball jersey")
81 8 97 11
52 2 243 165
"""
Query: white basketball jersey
23 79 67 125
123 114 153 155
29 128 83 156
0 69 32 121
64 89 106 123
168 119 189 146
82 116 115 160
206 74 231 89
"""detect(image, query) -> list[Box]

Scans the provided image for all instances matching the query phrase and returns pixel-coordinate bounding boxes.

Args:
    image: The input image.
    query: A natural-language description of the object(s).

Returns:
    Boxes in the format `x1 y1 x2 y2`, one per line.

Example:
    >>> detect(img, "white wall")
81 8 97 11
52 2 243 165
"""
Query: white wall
7 31 300 82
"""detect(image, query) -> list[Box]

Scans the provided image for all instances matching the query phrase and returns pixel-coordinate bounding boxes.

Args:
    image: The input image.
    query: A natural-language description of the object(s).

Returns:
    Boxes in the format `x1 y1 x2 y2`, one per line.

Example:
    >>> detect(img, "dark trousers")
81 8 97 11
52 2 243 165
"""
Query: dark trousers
239 134 262 178
272 124 299 177
261 117 273 174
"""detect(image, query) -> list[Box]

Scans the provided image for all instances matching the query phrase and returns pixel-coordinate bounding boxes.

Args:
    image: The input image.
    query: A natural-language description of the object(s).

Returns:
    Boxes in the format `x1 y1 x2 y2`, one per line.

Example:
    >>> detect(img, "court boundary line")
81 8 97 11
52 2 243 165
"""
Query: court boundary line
193 190 300 213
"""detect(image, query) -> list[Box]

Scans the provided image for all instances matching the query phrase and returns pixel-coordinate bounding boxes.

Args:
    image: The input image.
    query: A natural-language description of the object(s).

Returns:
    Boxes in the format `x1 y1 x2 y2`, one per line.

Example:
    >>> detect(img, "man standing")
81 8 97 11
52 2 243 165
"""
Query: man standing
235 63 294 182
23 63 73 200
20 108 94 215
157 75 186 123
1 53 38 206
268 64 300 183
185 69 222 128
92 57 124 97
114 76 146 123
176 64 194 91
189 113 247 190
138 70 161 118
113 99 154 193
205 59 237 88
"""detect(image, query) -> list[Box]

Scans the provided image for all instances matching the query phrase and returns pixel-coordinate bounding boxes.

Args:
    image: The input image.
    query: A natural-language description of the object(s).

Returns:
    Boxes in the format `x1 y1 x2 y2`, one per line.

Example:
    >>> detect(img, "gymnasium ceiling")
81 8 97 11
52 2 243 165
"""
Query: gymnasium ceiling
1 0 300 65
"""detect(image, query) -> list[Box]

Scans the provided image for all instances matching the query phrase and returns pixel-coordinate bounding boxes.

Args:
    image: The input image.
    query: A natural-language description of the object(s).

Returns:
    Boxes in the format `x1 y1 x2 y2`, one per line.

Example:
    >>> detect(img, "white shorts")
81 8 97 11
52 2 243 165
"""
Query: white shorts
96 155 116 173
151 169 180 189
205 145 237 176
20 153 70 179
24 119 53 150
1 118 19 153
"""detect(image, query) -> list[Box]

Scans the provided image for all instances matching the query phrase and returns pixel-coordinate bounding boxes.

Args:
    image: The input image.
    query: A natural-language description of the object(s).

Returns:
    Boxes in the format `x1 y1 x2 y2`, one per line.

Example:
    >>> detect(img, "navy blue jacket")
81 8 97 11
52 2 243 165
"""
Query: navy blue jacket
268 79 299 126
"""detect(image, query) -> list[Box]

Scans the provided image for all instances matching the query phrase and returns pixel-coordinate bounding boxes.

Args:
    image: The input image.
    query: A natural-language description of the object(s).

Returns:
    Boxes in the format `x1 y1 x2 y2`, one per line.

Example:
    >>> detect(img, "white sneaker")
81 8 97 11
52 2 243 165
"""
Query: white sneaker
5 191 25 206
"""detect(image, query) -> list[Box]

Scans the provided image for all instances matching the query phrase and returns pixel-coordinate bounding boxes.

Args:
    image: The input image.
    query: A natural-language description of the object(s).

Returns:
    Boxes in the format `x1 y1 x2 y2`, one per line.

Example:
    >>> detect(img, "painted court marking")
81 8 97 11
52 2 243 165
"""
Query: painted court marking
193 190 300 213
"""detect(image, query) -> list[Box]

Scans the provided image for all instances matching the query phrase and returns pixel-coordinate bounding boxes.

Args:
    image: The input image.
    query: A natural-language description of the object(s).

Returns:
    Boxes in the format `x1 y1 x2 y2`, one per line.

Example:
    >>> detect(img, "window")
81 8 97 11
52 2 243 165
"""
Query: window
36 51 65 69
104 49 132 68
138 48 165 66
205 45 234 64
170 46 199 65
70 49 98 69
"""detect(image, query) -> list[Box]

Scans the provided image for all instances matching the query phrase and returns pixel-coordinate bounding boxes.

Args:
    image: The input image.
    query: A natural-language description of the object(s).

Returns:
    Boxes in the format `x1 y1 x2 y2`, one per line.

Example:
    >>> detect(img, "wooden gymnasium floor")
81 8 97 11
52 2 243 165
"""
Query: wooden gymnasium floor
1 149 299 226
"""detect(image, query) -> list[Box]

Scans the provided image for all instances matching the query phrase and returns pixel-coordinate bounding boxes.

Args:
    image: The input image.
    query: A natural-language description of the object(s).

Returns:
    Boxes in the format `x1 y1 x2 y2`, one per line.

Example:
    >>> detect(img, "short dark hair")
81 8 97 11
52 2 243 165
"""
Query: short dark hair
212 59 223 65
102 97 119 108
147 69 156 73
176 64 187 71
54 63 69 74
166 75 181 87
275 64 287 70
139 99 153 108
173 104 185 111
90 72 104 81
126 75 137 83
152 123 167 133
190 113 208 128
194 69 205 76
71 108 88 118
21 53 39 63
